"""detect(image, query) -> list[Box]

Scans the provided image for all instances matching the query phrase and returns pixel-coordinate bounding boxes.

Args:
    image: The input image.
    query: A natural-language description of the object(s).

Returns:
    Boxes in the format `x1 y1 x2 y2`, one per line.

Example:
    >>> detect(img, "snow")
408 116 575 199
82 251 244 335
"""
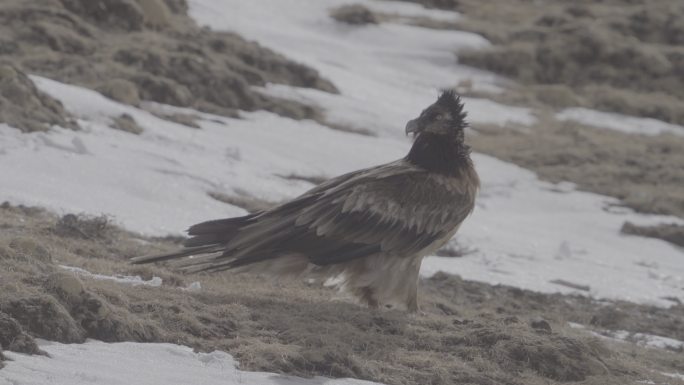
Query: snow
595 330 684 352
0 0 682 310
59 265 163 287
422 154 684 306
568 323 684 352
191 0 533 138
662 372 684 381
557 107 684 136
0 340 381 385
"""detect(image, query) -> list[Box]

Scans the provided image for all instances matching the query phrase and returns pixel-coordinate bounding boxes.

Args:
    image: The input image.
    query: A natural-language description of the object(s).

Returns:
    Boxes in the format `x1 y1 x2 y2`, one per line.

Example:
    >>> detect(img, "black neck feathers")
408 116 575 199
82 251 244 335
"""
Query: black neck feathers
405 133 471 175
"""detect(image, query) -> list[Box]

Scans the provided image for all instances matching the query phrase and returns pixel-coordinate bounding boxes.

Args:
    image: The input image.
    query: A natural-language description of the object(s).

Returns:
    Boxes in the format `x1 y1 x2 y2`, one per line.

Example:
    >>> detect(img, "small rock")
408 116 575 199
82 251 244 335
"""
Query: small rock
137 0 172 29
330 4 378 25
97 79 141 106
530 318 552 333
111 113 144 135
45 272 85 302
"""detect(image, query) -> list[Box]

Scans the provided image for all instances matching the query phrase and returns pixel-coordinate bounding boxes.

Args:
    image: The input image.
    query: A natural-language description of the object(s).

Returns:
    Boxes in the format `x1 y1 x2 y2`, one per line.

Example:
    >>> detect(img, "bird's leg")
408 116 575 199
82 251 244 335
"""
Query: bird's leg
406 287 420 313
360 287 379 309
405 261 421 313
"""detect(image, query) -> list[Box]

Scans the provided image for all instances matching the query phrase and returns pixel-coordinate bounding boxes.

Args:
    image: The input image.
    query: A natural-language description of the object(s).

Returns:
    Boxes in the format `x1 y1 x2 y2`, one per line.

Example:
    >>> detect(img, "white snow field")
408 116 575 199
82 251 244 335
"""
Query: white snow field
1 0 684 383
0 341 379 385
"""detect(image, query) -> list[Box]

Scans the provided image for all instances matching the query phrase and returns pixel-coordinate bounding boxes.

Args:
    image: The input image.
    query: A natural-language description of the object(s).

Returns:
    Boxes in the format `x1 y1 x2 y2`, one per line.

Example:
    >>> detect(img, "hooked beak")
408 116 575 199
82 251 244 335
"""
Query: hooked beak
405 118 420 136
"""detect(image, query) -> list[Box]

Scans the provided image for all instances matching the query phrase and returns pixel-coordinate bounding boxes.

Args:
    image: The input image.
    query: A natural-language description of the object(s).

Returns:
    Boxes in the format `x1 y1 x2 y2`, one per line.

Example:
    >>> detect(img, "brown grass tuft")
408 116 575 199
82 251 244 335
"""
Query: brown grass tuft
330 5 378 25
621 222 684 248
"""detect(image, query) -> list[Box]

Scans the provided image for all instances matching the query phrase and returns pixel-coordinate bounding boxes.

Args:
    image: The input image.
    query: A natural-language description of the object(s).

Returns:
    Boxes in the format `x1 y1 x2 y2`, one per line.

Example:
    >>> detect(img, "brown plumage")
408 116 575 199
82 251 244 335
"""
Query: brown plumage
131 91 479 312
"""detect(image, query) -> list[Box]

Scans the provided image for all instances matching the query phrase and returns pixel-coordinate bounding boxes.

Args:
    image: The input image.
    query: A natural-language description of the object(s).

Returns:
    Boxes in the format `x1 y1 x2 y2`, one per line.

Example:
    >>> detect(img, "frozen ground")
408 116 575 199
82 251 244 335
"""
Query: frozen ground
0 0 681 308
0 341 379 385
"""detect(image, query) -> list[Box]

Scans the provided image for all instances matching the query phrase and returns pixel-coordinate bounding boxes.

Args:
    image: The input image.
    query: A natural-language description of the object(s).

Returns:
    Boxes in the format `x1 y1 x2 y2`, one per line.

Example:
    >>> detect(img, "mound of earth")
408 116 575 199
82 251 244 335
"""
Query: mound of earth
0 65 78 132
330 4 378 25
0 0 338 132
622 222 684 248
455 0 684 126
1 203 683 385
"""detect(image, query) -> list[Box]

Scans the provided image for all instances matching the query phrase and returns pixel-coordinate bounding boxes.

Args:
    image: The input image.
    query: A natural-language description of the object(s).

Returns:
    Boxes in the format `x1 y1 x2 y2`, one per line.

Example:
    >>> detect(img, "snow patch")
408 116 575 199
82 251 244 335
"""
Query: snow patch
59 265 163 287
0 340 382 385
597 330 684 351
557 107 684 136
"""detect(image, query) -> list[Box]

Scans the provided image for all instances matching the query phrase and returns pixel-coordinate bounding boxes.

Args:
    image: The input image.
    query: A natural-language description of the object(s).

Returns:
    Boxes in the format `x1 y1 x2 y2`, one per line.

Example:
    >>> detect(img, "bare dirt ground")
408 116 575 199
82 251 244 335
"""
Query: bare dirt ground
1 203 683 384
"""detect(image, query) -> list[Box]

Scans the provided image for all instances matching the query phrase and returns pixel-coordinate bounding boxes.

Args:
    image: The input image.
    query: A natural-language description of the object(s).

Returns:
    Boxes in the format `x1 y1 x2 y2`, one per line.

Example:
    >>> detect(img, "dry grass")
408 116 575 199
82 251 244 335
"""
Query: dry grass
0 0 337 132
398 0 684 126
1 203 683 384
330 4 378 25
454 0 684 125
0 64 79 133
622 222 684 248
468 116 684 219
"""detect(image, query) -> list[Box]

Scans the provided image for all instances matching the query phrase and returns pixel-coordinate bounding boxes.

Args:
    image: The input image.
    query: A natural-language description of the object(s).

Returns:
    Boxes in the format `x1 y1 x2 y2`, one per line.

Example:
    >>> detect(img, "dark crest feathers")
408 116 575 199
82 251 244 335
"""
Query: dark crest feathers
436 90 468 128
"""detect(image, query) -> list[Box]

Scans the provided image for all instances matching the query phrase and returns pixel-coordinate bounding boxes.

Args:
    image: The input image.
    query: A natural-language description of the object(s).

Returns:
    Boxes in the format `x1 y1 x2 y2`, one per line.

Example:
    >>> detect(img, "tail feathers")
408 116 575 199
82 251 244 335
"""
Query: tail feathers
181 259 241 274
184 214 258 248
131 213 271 270
130 244 224 265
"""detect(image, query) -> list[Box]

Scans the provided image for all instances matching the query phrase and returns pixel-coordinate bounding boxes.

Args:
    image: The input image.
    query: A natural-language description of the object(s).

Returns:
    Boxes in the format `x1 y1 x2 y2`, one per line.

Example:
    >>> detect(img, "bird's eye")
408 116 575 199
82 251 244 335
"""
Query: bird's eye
435 114 443 121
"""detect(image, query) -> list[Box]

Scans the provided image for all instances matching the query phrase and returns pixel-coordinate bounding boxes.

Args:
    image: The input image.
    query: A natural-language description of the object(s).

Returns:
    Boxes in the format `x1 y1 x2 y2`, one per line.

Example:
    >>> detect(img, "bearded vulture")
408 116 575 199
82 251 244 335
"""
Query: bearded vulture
132 91 479 312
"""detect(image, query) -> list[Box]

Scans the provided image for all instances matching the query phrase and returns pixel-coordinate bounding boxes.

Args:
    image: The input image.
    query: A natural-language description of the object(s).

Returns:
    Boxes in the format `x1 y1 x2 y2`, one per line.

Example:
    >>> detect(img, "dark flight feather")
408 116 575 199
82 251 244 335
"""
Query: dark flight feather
132 160 475 269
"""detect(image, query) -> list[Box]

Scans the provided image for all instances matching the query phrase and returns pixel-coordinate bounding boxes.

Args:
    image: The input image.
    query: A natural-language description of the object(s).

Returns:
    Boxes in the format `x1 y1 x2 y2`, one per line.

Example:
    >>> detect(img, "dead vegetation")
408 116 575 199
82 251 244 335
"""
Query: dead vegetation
0 64 78 132
622 222 684 248
110 113 144 135
330 4 378 25
469 117 684 220
0 0 338 132
397 0 684 125
1 203 683 384
452 0 684 126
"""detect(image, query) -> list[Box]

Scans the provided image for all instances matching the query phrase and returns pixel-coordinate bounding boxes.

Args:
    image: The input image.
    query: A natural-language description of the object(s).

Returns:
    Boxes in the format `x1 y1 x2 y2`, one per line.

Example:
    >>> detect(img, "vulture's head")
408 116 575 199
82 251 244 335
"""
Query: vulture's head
405 90 468 141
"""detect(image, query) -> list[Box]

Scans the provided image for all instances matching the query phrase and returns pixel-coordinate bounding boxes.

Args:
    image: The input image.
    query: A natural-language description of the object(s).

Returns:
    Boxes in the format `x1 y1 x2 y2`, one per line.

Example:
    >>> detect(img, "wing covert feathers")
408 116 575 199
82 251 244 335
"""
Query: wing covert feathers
130 159 478 272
